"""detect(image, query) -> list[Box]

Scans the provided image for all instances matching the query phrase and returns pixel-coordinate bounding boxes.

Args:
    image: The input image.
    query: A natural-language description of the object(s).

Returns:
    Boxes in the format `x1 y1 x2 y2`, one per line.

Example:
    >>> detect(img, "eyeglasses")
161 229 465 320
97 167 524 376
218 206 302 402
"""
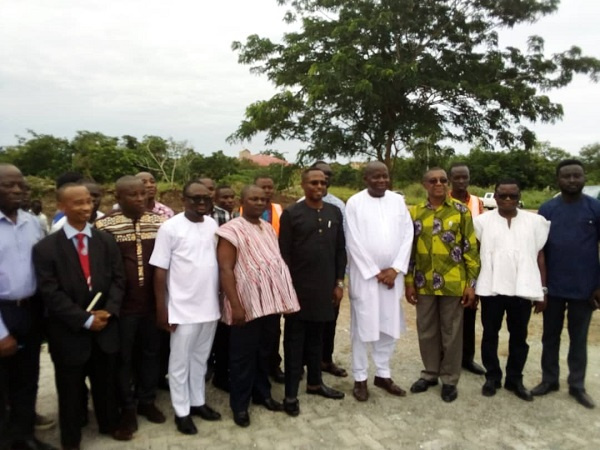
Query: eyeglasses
495 193 520 201
185 195 212 204
427 178 448 185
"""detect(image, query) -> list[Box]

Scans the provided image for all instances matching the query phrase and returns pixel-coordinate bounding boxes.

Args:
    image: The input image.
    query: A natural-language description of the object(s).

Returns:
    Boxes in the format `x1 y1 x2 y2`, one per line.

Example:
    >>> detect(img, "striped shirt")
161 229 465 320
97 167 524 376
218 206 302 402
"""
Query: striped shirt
95 211 164 315
216 217 300 324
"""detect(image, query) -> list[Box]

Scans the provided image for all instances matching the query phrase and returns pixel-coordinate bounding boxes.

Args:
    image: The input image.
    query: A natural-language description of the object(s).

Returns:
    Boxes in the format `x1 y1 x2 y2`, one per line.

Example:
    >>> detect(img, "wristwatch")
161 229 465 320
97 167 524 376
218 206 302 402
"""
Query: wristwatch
336 281 344 289
542 287 548 295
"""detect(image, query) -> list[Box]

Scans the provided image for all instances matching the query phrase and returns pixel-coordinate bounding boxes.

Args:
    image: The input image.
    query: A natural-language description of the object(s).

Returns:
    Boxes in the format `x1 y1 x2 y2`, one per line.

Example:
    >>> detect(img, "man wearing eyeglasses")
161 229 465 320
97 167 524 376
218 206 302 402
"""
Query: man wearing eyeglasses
406 168 480 403
150 181 221 435
448 163 486 377
474 180 549 402
298 161 348 377
279 168 347 416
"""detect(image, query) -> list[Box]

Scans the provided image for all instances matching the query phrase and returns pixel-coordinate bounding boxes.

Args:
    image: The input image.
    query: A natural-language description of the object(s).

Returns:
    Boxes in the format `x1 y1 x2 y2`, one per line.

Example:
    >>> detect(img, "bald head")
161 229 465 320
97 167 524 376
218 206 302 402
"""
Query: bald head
363 161 389 198
0 163 20 177
116 176 143 194
364 161 388 177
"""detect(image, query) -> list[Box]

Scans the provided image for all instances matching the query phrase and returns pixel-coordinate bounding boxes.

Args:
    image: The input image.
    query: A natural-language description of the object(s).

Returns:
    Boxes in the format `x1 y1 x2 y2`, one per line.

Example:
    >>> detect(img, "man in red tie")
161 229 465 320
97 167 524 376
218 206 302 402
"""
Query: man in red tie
34 183 127 449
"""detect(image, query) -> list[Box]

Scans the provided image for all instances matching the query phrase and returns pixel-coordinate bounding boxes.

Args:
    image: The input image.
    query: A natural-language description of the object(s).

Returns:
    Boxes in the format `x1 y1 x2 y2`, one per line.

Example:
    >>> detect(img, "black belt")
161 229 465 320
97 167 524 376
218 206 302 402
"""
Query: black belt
0 297 32 307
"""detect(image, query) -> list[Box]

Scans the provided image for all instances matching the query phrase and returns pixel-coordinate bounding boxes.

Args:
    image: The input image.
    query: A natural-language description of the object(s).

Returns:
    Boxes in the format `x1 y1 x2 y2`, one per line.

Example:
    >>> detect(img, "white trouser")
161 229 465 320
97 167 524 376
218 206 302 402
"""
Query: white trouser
169 321 217 417
352 331 397 382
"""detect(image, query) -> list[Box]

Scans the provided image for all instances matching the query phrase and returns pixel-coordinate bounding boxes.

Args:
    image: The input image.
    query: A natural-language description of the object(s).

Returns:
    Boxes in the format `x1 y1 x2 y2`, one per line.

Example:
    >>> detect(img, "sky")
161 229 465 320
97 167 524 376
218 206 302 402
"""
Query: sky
1 0 599 162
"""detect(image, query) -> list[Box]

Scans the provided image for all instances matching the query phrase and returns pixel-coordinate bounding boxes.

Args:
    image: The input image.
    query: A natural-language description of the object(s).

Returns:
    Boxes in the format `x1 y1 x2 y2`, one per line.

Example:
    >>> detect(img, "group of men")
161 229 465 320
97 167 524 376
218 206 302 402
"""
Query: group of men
1 157 598 450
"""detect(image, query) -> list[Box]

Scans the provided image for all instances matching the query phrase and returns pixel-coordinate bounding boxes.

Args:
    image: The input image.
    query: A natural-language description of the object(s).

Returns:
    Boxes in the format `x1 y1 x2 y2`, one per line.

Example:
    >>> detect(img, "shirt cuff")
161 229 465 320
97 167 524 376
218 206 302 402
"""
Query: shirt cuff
0 318 9 340
83 315 94 330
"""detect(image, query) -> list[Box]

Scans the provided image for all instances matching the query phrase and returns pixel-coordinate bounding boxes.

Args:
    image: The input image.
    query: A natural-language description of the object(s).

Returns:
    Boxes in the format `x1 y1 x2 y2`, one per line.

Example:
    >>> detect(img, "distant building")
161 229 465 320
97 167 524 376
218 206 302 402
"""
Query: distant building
239 149 289 167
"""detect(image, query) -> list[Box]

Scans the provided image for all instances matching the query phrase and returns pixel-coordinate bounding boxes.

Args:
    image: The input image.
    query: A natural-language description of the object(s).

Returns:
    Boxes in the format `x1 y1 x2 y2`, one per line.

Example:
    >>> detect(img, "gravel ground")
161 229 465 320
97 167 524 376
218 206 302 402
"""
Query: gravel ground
34 296 600 449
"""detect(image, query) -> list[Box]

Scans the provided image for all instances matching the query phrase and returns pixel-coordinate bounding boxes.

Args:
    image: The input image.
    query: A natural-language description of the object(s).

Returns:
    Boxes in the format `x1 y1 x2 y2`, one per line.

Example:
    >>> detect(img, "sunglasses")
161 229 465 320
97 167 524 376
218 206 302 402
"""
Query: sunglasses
495 193 520 201
308 180 328 186
185 195 212 204
427 178 448 185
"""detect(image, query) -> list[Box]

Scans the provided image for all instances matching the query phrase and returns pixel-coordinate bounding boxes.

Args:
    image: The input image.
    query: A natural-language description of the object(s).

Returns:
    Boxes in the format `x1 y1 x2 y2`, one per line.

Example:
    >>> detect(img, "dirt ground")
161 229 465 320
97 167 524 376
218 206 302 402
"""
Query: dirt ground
34 294 600 450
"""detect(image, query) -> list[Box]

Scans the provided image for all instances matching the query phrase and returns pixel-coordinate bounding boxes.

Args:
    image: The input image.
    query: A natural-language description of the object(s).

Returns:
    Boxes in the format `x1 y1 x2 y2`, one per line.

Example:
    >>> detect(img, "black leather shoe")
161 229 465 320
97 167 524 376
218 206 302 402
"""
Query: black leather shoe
441 384 458 402
233 411 250 427
410 378 438 393
10 438 58 450
462 360 486 375
569 388 596 409
283 398 300 417
481 379 501 397
505 381 533 402
252 397 284 411
531 381 560 396
174 415 198 435
190 404 221 421
306 384 345 399
270 367 285 384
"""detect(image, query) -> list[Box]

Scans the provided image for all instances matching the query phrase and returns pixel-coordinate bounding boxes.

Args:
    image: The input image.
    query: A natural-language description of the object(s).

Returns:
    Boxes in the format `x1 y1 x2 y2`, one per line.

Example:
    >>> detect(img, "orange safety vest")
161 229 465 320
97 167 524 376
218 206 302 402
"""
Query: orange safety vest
449 192 482 218
239 203 283 235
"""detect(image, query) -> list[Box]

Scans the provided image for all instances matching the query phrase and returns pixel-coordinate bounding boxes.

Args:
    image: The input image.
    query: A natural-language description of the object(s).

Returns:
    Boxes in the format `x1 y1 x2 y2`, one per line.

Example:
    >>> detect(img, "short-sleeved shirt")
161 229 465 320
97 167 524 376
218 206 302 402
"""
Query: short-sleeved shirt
149 213 220 324
539 194 600 300
95 211 165 315
407 197 480 296
475 209 549 301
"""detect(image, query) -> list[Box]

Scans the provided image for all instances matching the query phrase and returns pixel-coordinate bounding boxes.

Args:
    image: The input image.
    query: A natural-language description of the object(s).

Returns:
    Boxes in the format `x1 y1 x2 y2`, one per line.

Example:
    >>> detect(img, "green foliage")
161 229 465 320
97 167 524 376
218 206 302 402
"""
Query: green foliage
230 0 599 170
579 142 600 182
0 130 71 178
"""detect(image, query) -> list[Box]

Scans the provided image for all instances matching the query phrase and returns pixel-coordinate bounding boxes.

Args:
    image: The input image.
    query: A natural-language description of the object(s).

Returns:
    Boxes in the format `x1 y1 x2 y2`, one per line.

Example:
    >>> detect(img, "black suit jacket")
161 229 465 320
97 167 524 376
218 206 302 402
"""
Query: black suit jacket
33 227 125 366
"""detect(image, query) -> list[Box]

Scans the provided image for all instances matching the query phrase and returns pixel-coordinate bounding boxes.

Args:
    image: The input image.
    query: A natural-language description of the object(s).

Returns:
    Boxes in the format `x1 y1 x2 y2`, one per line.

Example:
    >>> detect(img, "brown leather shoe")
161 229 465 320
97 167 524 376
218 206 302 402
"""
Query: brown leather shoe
117 407 138 433
353 380 369 402
112 426 133 441
138 403 166 423
374 376 407 396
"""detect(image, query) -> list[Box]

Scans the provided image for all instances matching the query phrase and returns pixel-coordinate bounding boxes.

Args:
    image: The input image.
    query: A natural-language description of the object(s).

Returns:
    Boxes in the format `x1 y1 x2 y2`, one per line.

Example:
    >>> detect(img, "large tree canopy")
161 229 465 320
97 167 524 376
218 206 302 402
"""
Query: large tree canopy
229 0 600 168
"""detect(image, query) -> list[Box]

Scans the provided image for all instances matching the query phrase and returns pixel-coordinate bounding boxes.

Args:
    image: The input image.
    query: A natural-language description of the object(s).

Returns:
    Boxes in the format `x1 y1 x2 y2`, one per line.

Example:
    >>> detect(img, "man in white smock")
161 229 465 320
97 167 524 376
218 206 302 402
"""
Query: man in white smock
345 162 414 402
150 181 222 435
474 179 550 401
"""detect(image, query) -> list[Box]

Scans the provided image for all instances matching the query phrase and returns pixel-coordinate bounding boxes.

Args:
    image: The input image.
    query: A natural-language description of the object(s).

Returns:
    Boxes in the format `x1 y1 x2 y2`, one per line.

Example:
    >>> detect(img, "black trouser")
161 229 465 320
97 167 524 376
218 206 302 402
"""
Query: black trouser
462 306 477 364
541 296 594 390
229 315 277 414
54 343 118 447
212 322 230 388
265 314 282 373
321 305 340 365
481 296 532 384
284 317 324 398
158 329 170 384
118 313 160 408
0 301 41 446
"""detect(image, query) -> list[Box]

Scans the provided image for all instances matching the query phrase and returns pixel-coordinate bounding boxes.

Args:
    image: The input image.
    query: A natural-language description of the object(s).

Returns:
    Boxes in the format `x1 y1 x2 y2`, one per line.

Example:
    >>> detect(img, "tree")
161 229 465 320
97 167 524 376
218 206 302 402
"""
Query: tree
0 130 71 179
579 142 600 182
229 0 600 171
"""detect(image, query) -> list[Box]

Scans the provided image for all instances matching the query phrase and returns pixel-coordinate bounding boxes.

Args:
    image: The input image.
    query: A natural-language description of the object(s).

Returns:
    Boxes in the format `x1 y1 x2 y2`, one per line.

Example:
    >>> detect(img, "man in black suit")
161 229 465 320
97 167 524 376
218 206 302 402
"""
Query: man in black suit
33 183 127 450
279 168 347 416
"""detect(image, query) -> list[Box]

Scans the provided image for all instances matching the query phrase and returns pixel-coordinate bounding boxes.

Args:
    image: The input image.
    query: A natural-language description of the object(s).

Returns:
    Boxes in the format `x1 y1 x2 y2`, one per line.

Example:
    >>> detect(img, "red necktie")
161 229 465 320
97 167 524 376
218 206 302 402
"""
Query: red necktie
76 233 92 290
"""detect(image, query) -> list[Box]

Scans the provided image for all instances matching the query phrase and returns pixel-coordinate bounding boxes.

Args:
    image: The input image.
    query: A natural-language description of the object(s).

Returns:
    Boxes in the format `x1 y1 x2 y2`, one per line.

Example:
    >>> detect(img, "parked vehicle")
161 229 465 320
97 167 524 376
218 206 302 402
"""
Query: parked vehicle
481 192 524 209
482 192 496 209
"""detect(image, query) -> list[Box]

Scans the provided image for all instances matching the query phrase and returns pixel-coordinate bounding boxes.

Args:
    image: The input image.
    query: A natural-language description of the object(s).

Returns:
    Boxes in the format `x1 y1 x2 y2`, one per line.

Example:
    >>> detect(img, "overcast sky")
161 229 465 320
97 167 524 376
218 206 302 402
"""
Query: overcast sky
1 0 598 161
